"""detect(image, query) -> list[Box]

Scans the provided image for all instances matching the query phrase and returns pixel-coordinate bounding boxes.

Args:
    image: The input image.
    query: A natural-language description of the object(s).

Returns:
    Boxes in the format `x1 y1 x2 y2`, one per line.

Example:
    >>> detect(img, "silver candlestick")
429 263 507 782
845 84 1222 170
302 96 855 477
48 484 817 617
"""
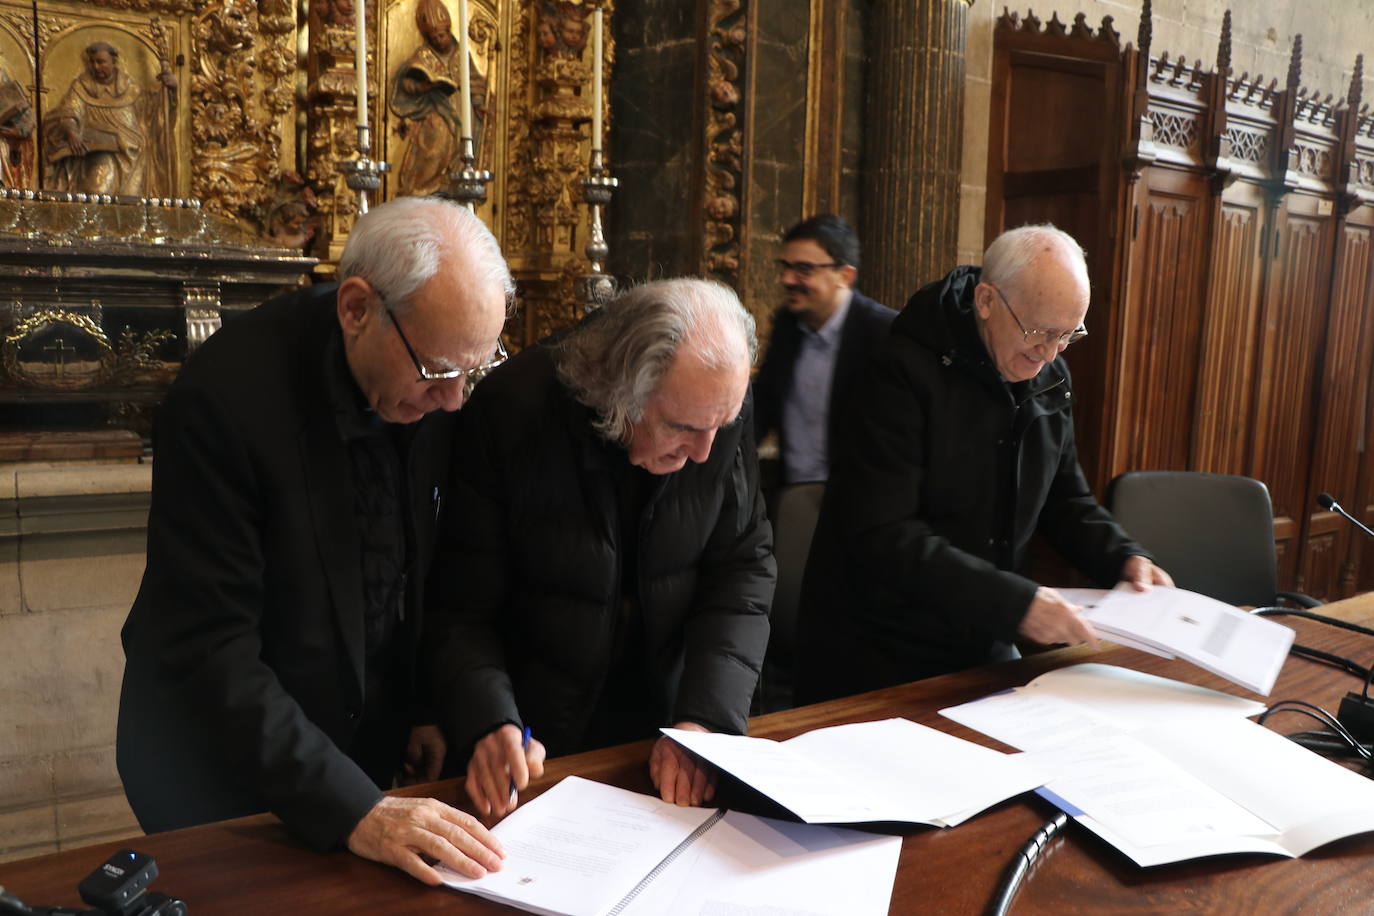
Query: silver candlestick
443 137 494 211
340 123 389 215
577 149 618 310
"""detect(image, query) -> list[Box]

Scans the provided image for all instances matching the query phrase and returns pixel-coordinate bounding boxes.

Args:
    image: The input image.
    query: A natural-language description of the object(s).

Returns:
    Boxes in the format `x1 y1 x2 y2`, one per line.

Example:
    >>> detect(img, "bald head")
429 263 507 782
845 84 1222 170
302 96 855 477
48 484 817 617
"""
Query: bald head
336 196 512 423
974 224 1090 382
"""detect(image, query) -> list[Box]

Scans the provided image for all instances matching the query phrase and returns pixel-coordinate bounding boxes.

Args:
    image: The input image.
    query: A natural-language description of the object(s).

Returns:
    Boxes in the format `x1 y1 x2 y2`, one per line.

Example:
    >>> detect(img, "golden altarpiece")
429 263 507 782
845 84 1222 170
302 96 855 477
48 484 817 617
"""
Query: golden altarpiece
0 0 613 443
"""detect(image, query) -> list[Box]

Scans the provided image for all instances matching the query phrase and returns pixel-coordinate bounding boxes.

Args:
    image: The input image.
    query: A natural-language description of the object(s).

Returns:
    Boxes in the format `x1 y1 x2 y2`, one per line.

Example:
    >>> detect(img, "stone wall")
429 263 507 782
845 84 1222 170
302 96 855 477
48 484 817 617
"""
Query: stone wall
0 463 148 863
958 0 1374 264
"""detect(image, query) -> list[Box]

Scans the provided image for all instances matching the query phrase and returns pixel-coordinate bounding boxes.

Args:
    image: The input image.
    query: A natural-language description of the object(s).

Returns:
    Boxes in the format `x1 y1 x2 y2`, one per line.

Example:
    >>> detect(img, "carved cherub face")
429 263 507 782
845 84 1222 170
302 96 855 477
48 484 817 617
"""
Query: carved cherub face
558 16 587 52
86 49 117 83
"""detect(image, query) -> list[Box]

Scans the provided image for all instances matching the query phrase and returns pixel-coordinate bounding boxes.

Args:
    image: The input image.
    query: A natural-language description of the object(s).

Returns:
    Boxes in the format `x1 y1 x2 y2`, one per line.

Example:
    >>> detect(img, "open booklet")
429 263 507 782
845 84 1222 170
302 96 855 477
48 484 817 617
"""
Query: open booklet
439 775 901 916
941 663 1374 866
661 716 1047 827
1062 584 1295 694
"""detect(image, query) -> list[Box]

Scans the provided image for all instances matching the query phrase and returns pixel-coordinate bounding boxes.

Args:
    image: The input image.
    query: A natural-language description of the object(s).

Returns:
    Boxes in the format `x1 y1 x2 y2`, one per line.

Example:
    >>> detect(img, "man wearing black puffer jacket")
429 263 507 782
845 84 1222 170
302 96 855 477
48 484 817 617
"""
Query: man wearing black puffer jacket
429 277 774 820
797 225 1171 704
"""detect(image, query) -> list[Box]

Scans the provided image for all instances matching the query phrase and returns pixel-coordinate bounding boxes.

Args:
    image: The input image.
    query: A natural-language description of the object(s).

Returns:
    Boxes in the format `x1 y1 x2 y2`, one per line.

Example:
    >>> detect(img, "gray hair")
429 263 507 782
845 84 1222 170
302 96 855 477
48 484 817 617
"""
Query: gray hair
554 277 757 444
338 195 515 314
982 223 1088 297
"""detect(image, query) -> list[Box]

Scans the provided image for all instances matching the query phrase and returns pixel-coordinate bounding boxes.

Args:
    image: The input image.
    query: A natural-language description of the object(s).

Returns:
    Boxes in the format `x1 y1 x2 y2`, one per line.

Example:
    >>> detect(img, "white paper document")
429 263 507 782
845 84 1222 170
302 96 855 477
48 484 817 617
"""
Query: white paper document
662 717 1047 827
941 664 1374 866
439 775 900 916
1080 585 1295 694
1037 720 1374 866
619 812 901 916
939 663 1265 751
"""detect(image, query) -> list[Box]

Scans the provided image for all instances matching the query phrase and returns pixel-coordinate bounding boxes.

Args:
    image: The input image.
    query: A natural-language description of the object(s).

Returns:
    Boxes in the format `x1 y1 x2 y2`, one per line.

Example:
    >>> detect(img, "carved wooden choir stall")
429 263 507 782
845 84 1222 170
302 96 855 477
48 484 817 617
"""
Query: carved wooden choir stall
985 4 1374 601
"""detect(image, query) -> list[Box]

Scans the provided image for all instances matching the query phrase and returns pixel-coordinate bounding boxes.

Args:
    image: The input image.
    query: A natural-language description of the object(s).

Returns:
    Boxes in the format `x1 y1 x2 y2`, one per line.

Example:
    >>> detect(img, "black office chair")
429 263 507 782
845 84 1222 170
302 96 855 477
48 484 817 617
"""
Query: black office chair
1105 470 1319 609
758 482 825 713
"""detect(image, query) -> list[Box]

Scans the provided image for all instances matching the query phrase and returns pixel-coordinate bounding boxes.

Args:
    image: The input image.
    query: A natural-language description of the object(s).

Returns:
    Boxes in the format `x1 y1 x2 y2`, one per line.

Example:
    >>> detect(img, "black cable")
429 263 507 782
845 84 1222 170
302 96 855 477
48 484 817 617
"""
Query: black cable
1249 607 1374 683
986 813 1068 916
1252 606 1374 638
1285 643 1372 681
1259 700 1374 763
1287 730 1374 758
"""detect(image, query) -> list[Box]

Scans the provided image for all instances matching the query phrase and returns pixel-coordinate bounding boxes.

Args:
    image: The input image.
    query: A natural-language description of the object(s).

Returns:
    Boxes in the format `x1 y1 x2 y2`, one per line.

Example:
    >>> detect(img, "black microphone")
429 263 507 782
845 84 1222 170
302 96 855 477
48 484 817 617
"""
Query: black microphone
1318 492 1374 540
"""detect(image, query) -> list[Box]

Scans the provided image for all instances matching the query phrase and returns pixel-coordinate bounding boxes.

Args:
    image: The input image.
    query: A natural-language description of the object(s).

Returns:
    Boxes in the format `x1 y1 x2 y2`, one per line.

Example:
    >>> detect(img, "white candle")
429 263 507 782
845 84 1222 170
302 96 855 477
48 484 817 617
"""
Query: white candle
355 0 367 130
458 0 473 142
591 5 603 153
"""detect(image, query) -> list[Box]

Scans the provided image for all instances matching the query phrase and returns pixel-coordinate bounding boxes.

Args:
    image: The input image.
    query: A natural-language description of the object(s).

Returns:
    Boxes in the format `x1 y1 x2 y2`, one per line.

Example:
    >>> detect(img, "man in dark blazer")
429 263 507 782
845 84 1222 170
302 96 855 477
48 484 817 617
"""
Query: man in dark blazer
117 197 512 886
752 214 897 485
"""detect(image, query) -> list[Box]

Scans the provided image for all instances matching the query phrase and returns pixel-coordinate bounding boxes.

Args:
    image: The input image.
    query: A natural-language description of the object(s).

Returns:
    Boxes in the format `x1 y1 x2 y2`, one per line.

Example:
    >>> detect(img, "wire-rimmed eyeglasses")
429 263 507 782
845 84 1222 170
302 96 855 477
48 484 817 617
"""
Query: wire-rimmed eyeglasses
379 290 508 391
988 284 1088 349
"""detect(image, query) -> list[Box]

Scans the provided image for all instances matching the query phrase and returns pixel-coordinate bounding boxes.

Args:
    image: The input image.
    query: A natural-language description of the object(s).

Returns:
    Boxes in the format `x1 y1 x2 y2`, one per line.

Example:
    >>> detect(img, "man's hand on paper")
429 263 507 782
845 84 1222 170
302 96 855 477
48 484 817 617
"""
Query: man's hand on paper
400 724 446 786
346 795 506 885
465 723 547 819
651 721 717 807
1017 586 1101 649
1121 555 1175 591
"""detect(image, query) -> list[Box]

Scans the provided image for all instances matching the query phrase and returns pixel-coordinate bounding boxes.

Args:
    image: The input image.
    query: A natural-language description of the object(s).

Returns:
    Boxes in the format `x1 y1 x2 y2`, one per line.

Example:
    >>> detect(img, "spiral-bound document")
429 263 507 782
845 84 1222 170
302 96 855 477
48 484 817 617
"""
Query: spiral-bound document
439 775 900 916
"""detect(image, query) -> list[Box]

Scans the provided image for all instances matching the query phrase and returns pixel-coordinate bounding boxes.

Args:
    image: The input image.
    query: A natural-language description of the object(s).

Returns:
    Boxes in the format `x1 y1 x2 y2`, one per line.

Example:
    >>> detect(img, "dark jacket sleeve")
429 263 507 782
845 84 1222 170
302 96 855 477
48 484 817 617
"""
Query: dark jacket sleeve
427 391 522 756
750 310 789 445
673 406 775 735
826 342 1036 641
129 382 381 850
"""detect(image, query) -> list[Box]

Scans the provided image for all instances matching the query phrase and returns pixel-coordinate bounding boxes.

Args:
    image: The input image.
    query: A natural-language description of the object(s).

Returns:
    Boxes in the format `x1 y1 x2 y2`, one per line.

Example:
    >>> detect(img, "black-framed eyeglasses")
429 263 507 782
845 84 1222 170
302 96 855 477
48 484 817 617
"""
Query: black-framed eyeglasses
378 290 508 388
776 258 841 278
988 284 1088 349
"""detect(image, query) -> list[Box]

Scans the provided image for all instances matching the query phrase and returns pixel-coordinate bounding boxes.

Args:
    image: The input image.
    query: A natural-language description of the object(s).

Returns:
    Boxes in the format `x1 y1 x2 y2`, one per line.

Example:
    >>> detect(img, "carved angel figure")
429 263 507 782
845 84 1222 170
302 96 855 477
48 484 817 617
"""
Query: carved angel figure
389 0 487 197
42 41 177 196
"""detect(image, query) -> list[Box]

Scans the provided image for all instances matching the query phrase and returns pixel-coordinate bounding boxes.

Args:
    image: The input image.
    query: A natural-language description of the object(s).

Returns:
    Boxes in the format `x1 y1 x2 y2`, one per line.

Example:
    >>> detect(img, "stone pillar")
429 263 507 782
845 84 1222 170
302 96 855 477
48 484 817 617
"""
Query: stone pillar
860 0 973 307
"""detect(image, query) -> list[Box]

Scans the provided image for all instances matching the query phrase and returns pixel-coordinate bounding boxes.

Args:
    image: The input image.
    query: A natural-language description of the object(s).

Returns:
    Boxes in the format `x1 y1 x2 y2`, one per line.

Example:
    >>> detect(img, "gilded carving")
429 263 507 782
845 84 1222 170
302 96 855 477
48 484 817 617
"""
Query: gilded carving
263 171 319 251
0 62 32 187
41 39 178 195
509 2 587 245
703 0 743 283
388 0 488 198
188 0 296 231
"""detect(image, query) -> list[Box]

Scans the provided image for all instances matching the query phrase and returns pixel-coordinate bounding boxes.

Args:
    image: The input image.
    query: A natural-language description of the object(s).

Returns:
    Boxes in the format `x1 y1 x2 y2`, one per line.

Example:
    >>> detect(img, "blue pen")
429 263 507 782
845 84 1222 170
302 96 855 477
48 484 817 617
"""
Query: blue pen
508 726 532 806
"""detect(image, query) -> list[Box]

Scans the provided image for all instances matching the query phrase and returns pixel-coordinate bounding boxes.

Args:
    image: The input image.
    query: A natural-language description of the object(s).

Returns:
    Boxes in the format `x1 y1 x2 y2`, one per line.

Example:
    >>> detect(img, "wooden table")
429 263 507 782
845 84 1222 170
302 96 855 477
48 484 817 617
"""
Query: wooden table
6 594 1374 914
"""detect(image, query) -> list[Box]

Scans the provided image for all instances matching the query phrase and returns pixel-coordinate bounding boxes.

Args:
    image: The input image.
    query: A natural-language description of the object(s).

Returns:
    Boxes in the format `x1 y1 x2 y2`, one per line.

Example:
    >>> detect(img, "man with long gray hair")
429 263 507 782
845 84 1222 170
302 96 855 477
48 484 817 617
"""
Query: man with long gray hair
429 277 775 818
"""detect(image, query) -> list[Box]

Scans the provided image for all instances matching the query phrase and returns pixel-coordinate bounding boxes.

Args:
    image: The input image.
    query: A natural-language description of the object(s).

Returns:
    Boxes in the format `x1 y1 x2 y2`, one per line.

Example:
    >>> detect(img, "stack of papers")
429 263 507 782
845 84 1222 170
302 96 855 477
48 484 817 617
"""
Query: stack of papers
942 664 1374 866
439 776 901 916
1069 585 1295 694
662 717 1047 827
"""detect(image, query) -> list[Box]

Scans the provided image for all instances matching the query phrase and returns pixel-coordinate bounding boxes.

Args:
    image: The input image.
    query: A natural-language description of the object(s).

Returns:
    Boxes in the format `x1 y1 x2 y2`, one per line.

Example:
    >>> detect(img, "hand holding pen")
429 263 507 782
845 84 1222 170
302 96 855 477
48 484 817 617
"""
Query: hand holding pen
465 723 546 819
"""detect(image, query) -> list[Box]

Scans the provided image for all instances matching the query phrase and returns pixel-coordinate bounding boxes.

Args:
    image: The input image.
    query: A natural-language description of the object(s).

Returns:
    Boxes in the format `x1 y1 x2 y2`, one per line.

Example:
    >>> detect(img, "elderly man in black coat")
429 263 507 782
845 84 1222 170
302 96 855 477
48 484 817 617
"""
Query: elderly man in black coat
429 277 775 819
798 224 1171 704
118 197 512 885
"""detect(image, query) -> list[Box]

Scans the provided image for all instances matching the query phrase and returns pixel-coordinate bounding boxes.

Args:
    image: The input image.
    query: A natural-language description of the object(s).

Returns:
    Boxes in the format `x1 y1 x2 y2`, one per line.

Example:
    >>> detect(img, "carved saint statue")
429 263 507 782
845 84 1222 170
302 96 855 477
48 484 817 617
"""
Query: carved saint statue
42 41 177 196
0 62 34 188
389 0 487 198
